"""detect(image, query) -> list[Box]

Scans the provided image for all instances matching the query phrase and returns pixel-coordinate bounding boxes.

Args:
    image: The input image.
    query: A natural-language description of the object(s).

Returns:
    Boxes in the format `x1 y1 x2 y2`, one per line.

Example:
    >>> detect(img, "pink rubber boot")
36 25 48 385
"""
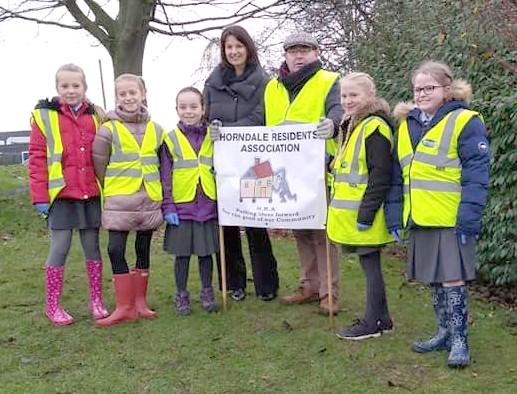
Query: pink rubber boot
45 265 74 326
86 260 109 320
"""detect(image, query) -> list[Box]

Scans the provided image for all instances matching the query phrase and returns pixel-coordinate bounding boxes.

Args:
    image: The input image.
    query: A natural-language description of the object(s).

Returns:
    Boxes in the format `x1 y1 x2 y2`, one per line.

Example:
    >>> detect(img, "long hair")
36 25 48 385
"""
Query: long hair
220 25 260 68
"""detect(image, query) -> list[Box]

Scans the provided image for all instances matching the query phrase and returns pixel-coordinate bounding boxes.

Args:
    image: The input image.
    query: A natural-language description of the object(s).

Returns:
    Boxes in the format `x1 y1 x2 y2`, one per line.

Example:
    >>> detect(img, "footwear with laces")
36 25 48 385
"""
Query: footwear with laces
258 293 277 302
229 288 246 301
336 319 385 340
378 318 394 334
174 291 191 316
200 287 219 312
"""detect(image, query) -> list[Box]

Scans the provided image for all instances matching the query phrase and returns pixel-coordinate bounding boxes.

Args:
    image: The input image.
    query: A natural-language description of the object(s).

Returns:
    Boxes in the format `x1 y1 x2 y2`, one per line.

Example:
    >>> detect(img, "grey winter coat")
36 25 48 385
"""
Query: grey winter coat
92 106 164 231
204 63 269 126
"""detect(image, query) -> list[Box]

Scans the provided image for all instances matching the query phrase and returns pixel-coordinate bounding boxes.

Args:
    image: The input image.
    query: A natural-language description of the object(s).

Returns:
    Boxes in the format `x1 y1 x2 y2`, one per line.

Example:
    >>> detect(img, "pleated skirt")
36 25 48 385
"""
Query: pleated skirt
406 228 476 284
48 197 101 230
163 219 219 257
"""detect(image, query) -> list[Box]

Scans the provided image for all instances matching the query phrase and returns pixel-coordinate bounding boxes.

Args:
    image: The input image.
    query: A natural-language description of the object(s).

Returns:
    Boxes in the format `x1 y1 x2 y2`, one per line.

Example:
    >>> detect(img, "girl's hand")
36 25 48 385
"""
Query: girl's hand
209 119 222 141
34 203 50 218
356 221 371 231
165 213 180 227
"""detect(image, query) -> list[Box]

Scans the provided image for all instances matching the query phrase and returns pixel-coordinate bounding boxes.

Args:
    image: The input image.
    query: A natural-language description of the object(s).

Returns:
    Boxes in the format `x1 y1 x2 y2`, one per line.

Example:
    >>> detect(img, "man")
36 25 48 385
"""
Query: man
264 32 343 315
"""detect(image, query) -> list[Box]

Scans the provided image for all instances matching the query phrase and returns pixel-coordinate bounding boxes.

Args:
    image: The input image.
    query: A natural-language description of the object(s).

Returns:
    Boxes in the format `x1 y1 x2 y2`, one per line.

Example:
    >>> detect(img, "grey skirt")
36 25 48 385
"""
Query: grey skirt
48 197 101 230
406 228 476 284
164 219 219 257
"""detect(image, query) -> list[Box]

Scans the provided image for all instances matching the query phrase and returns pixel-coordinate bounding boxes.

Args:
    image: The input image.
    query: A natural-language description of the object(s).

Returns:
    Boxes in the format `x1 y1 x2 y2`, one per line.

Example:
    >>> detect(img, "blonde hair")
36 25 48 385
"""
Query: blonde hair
341 72 376 95
55 63 88 90
114 73 148 107
412 60 472 102
115 73 146 93
336 72 386 160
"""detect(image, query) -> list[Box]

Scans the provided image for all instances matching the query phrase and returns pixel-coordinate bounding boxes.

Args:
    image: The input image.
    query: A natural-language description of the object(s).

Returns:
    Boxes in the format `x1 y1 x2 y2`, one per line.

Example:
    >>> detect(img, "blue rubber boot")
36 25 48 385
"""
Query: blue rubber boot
445 286 470 368
411 285 448 353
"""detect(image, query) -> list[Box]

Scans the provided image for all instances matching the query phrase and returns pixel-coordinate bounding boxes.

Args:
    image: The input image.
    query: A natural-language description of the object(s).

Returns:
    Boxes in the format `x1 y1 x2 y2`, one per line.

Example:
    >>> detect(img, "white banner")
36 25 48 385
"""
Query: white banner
213 123 327 229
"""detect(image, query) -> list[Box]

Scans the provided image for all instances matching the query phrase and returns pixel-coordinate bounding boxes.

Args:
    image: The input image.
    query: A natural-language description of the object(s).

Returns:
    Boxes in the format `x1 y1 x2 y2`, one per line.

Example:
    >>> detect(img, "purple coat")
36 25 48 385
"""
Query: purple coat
160 121 217 222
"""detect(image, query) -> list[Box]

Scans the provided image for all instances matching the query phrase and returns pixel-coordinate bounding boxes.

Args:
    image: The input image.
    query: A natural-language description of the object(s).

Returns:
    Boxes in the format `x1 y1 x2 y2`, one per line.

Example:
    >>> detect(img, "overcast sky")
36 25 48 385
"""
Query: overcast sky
0 19 219 132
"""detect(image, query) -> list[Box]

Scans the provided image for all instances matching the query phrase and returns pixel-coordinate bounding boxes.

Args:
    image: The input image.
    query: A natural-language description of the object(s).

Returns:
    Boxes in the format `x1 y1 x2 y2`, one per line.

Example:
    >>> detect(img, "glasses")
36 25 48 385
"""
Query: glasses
413 85 445 96
286 47 314 55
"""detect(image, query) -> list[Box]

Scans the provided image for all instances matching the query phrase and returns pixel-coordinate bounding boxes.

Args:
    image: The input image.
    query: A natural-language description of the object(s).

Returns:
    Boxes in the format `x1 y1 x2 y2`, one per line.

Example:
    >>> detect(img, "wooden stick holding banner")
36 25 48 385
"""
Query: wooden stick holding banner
325 162 334 324
326 237 334 324
218 225 228 311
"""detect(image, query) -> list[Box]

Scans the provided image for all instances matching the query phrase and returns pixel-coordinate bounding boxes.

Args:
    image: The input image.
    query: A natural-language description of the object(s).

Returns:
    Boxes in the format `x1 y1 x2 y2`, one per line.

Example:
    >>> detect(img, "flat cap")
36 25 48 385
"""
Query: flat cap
283 32 319 50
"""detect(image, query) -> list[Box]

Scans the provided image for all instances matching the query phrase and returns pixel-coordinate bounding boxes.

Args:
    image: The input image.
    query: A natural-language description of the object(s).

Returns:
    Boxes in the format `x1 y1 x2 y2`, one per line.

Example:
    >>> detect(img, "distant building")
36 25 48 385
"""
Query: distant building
0 131 31 165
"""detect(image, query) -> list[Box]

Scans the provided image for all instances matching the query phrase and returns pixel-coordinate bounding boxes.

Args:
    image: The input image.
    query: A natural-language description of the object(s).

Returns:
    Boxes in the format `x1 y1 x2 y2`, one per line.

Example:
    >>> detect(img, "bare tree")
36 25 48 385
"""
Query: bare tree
0 0 289 76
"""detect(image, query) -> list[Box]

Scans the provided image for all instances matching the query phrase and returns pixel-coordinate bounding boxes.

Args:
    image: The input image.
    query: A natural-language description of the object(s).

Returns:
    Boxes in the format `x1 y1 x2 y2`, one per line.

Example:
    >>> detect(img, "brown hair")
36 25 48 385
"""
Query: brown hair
175 86 205 107
220 25 260 68
55 63 88 90
412 60 472 102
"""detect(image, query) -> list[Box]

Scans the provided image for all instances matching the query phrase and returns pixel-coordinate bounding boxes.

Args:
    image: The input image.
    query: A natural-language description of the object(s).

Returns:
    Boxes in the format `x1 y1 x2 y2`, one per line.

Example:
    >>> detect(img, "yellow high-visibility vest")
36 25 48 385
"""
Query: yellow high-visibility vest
163 127 216 203
264 69 339 183
397 108 481 227
31 108 99 205
327 116 394 245
103 120 164 202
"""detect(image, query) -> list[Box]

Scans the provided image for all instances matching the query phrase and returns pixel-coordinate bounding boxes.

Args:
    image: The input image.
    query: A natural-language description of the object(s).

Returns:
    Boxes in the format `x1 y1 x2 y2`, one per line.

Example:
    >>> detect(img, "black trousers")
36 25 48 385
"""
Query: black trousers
216 226 279 295
107 230 153 274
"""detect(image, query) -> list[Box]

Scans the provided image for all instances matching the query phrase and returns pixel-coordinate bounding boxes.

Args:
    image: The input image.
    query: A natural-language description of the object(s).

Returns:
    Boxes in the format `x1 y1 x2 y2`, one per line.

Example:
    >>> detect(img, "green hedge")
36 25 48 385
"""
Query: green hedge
351 0 517 284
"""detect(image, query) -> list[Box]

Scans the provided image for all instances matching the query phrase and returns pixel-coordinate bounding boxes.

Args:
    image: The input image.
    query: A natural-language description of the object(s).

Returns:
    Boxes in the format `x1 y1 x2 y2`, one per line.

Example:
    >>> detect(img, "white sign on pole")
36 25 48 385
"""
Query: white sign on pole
214 123 327 229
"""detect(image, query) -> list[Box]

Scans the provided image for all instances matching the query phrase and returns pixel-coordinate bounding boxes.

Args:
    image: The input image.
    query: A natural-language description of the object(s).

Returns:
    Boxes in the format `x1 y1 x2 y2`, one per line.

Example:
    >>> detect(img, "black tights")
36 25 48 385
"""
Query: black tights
175 255 213 292
108 230 153 274
359 251 390 323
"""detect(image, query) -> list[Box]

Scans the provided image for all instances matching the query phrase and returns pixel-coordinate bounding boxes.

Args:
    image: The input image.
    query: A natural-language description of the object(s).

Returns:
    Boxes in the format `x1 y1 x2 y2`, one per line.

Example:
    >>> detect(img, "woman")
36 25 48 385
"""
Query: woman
204 25 279 301
385 60 490 367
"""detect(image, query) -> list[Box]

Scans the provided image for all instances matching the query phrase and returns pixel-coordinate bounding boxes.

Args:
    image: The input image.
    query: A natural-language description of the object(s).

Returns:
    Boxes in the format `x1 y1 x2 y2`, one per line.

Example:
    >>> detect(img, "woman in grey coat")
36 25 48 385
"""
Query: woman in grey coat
204 25 279 301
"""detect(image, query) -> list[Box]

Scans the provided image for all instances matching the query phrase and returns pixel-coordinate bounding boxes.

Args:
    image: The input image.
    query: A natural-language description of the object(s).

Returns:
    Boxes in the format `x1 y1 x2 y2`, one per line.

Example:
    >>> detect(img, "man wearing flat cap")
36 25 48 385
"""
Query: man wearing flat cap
264 31 342 316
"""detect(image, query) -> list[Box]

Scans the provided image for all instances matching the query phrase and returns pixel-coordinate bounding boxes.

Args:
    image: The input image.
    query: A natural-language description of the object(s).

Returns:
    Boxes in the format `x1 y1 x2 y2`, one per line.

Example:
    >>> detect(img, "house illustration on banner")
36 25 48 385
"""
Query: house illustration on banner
240 158 273 203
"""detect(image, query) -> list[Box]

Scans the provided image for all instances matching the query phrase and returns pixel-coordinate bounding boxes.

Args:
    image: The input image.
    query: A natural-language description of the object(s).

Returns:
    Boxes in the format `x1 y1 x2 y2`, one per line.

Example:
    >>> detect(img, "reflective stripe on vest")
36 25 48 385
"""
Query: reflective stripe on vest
103 120 164 202
264 69 338 184
398 108 480 227
164 127 216 203
327 116 394 245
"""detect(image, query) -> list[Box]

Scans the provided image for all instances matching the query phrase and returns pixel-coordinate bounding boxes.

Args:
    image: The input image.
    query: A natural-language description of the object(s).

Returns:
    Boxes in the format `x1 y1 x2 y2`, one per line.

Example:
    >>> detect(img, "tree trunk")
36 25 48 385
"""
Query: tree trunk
110 0 154 76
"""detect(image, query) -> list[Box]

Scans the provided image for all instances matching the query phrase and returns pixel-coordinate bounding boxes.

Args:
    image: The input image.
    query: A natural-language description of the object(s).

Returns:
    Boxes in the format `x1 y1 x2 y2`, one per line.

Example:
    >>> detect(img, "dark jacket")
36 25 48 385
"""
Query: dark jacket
204 63 268 126
384 100 490 235
340 108 394 225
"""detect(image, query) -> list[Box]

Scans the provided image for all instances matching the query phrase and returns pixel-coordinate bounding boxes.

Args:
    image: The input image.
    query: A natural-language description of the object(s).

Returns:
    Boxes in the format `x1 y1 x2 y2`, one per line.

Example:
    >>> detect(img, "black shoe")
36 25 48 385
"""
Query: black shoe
336 319 383 341
258 293 277 302
229 288 246 301
378 318 394 333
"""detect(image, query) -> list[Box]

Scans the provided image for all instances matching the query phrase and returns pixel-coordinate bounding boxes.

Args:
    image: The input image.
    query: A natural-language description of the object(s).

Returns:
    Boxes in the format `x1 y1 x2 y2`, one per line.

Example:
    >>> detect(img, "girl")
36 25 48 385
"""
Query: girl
327 72 395 339
29 63 108 326
204 25 279 302
386 61 490 367
93 73 164 327
160 87 219 315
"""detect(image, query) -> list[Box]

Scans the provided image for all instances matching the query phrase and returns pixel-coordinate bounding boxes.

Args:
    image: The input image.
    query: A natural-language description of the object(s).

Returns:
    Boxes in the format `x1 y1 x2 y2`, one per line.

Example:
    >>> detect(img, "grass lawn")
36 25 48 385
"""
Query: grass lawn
0 164 28 195
0 165 515 393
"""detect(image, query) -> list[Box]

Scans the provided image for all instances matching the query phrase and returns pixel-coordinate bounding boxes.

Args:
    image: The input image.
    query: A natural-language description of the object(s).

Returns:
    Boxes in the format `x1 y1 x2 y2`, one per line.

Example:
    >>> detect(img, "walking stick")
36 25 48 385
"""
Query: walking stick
326 236 334 324
219 225 228 311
